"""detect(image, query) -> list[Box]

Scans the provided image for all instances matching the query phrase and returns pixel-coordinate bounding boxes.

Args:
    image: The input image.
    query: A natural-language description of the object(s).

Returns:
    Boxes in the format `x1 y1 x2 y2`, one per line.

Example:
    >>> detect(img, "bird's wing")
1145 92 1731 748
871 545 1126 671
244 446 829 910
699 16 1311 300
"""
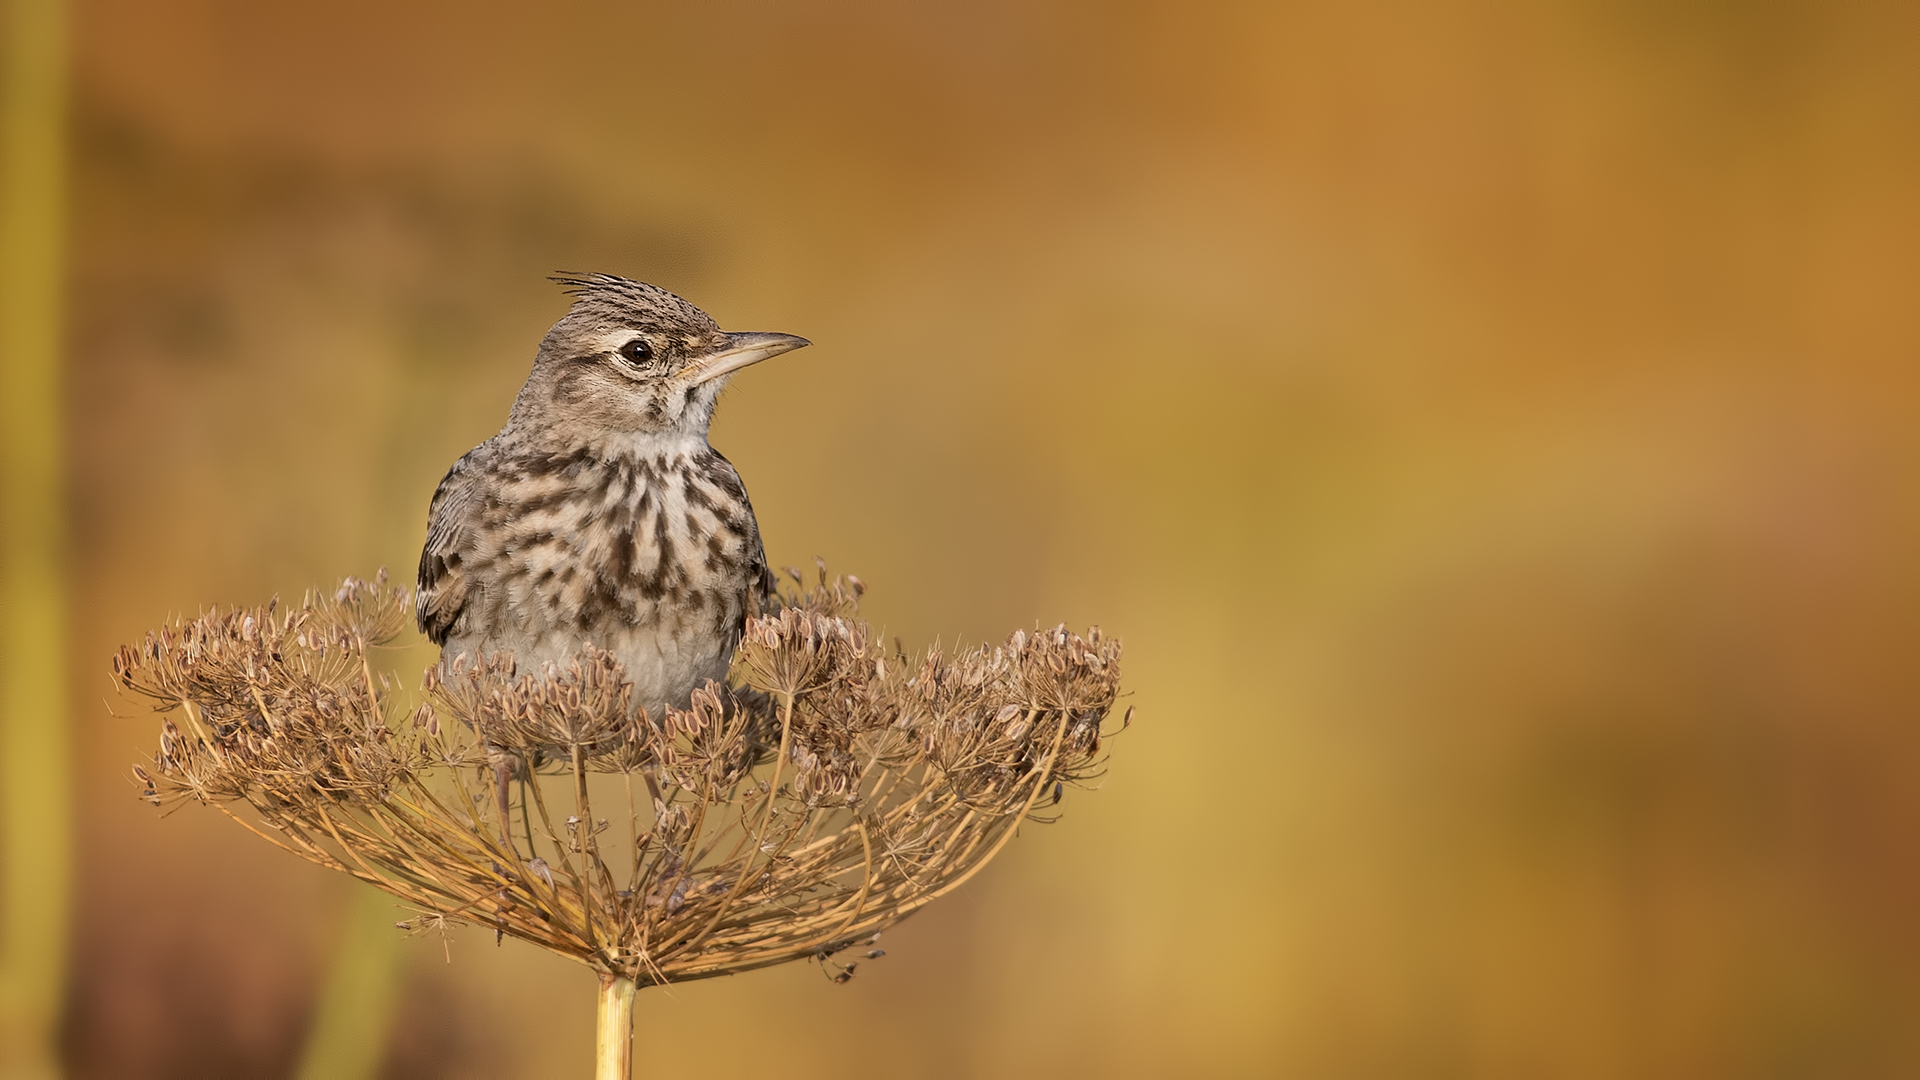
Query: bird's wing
743 506 775 621
703 447 776 622
416 451 484 646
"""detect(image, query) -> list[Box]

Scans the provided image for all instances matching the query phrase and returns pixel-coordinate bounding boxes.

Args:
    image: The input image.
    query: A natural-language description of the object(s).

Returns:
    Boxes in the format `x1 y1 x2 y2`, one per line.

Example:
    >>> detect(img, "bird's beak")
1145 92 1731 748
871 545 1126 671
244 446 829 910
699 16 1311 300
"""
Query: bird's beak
685 331 811 385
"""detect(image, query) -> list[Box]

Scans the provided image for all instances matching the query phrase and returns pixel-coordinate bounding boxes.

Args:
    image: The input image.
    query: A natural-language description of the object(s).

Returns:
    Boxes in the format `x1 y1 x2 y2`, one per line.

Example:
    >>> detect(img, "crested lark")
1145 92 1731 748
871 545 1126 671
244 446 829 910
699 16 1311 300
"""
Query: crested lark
416 274 808 723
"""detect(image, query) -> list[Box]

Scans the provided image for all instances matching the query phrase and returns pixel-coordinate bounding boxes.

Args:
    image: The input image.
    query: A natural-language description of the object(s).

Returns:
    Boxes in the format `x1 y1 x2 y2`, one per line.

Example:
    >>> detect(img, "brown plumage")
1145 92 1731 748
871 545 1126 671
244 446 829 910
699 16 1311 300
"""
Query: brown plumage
416 274 809 717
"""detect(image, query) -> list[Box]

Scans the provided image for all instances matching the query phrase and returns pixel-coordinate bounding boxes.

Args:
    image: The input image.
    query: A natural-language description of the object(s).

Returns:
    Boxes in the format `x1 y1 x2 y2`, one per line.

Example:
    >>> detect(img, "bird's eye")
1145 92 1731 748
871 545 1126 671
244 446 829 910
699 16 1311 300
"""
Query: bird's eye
619 338 654 364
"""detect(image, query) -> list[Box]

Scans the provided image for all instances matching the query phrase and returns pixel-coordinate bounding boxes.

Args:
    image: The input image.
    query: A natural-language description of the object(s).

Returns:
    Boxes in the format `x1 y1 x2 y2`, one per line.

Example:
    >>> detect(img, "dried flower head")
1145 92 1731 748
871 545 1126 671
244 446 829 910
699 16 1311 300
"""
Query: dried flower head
113 567 1127 987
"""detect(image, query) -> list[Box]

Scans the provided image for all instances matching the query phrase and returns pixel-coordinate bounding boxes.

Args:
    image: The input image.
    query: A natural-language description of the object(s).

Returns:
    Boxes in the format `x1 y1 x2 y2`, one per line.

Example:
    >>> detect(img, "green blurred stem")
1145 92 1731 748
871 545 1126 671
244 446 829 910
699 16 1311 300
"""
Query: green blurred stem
0 0 69 1076
294 885 405 1080
595 973 636 1080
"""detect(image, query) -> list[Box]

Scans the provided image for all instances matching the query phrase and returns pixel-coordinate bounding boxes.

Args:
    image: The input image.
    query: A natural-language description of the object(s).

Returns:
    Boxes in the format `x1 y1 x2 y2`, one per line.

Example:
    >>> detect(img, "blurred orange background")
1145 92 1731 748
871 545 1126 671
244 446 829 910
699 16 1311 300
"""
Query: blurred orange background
46 0 1920 1076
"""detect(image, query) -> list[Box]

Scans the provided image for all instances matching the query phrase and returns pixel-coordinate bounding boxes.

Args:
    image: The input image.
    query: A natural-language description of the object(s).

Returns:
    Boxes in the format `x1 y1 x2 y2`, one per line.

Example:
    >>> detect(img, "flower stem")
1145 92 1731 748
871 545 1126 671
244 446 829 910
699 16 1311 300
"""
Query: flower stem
595 972 637 1080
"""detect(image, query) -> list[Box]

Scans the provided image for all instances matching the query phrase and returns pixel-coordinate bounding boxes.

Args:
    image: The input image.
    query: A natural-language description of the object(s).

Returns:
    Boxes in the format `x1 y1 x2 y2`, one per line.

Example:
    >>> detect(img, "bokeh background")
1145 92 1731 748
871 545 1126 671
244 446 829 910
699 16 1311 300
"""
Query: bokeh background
28 0 1920 1075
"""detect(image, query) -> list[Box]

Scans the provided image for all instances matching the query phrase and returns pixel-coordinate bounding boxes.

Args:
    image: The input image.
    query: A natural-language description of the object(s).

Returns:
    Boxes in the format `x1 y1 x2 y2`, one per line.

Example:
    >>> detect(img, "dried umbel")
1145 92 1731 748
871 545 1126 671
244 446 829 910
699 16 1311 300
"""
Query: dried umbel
113 569 1126 1078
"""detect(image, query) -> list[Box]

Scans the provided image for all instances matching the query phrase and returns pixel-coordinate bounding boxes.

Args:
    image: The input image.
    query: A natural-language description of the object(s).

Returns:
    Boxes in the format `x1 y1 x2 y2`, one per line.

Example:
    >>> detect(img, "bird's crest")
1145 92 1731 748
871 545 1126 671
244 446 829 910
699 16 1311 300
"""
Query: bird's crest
548 272 715 330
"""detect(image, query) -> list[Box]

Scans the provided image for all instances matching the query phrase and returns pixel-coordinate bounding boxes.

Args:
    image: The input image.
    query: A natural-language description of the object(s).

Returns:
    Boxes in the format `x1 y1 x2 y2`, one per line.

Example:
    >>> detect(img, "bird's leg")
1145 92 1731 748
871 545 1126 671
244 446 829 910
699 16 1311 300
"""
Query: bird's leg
495 760 516 852
521 775 538 857
483 749 518 946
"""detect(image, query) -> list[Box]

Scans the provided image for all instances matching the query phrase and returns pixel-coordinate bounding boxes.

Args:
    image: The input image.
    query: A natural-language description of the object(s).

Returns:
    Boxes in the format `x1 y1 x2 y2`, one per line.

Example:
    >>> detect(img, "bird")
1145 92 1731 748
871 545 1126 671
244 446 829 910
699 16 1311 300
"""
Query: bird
415 274 808 818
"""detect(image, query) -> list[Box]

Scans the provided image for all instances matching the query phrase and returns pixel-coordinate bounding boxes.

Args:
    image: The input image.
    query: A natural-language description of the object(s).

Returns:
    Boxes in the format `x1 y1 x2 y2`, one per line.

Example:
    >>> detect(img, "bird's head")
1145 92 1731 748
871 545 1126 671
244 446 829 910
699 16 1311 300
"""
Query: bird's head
509 273 809 447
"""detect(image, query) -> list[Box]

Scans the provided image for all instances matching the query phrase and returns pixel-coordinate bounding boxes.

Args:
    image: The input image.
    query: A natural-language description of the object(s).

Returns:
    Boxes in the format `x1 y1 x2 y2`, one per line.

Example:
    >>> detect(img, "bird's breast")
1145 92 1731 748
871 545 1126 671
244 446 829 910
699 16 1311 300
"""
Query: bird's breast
457 446 763 712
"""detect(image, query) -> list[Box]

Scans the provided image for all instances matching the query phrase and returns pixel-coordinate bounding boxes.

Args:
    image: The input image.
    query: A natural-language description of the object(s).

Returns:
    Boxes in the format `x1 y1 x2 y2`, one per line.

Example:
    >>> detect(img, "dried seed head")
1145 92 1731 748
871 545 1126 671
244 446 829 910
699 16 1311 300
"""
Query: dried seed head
113 569 1126 987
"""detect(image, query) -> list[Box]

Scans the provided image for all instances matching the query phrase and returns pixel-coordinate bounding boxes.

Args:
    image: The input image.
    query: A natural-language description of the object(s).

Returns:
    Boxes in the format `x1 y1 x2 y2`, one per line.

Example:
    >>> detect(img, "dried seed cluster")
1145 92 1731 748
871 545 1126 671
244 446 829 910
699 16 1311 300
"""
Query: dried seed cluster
113 569 1126 985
